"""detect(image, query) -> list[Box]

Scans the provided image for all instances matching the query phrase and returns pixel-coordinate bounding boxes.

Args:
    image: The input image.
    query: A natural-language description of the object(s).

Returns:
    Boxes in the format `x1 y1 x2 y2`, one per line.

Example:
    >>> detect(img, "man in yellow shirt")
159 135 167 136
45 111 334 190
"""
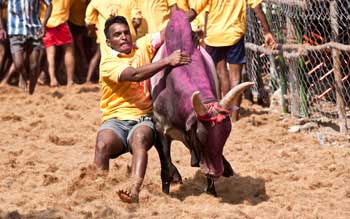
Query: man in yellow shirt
95 15 190 203
189 0 276 121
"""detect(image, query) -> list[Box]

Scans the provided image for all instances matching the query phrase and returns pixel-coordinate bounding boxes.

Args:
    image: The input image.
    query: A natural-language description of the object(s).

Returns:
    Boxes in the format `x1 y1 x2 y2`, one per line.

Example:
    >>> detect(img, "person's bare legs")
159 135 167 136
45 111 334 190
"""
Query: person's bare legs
216 59 230 98
118 126 154 203
63 43 75 86
0 62 15 86
46 46 58 87
11 50 27 91
228 63 243 121
75 34 88 82
86 46 100 83
28 48 41 94
0 43 6 75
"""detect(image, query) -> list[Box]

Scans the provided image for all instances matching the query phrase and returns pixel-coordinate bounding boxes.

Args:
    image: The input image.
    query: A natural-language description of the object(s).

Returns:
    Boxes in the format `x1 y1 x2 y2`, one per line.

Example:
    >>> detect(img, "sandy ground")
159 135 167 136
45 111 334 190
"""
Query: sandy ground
0 84 349 219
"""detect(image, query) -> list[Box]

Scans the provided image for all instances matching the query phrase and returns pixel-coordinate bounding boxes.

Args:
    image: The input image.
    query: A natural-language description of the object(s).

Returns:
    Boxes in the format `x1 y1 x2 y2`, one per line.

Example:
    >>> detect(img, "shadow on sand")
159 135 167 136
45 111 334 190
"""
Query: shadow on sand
170 171 268 205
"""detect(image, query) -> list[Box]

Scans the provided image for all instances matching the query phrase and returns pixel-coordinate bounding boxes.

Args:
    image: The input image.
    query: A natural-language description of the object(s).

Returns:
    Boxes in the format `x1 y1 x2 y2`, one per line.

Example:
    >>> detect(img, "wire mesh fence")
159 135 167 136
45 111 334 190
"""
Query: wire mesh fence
245 0 350 132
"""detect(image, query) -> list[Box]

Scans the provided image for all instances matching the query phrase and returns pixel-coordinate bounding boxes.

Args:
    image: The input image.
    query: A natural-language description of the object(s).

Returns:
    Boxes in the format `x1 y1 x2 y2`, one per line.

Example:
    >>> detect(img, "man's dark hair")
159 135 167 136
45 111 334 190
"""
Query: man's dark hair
104 15 129 38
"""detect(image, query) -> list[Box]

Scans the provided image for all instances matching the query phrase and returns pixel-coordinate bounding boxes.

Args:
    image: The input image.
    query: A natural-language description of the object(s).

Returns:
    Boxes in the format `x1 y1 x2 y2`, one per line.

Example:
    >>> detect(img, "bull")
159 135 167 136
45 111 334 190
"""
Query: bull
151 9 254 196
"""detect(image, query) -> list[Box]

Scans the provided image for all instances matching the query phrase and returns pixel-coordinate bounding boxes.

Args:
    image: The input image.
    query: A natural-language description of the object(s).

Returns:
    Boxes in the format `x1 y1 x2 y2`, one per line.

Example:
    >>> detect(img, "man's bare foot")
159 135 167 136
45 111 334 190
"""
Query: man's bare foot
117 189 139 203
0 81 7 87
117 176 143 203
50 80 59 88
19 77 27 92
67 81 75 87
37 71 46 85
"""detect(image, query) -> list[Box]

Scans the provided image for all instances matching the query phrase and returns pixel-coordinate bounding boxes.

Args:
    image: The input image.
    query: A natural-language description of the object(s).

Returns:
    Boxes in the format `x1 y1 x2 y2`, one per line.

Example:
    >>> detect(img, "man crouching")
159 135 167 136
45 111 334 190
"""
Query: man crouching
94 15 191 203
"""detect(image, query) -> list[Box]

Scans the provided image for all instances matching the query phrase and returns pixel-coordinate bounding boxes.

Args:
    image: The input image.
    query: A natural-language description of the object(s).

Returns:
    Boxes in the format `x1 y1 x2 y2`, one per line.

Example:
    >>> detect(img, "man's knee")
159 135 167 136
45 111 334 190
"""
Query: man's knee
130 130 154 150
95 140 111 155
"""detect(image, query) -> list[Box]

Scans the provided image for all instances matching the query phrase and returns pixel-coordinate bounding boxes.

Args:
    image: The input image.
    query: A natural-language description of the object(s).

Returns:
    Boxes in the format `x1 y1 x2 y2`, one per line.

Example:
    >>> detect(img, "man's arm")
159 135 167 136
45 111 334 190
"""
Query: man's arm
119 49 191 82
252 3 276 49
40 1 52 37
0 2 7 40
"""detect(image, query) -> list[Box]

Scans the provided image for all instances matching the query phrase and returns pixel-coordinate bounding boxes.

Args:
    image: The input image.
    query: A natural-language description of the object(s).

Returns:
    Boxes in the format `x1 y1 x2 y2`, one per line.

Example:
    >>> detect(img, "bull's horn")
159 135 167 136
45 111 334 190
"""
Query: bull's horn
192 91 207 116
219 82 254 109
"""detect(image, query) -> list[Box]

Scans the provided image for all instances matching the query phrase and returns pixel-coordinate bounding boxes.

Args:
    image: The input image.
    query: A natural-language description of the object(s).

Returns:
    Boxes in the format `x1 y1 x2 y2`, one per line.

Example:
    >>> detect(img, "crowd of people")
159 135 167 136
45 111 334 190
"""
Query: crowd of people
0 0 100 93
0 0 276 204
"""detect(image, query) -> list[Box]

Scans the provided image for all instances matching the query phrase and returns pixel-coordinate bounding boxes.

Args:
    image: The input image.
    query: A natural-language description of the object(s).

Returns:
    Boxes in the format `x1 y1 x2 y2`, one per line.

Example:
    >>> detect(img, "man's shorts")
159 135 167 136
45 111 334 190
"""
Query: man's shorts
205 36 246 65
98 115 156 157
9 35 43 54
42 22 73 48
68 21 87 36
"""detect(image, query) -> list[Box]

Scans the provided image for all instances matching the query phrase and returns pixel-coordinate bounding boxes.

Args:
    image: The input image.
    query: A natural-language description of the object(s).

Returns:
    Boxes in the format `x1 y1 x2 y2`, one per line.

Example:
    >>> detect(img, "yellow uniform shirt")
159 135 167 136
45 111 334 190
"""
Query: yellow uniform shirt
190 0 262 46
99 34 157 121
175 0 189 11
69 0 87 26
46 0 73 28
133 0 175 34
85 0 136 58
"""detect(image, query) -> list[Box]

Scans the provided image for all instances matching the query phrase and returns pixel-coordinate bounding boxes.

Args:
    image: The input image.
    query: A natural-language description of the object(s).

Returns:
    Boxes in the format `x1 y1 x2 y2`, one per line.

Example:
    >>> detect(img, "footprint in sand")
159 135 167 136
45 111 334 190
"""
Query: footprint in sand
42 174 59 186
1 113 22 122
48 135 76 146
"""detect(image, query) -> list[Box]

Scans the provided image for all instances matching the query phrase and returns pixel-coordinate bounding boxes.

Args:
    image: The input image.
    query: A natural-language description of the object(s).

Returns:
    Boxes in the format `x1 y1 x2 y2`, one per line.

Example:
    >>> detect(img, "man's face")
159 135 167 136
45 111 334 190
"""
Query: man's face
106 23 133 54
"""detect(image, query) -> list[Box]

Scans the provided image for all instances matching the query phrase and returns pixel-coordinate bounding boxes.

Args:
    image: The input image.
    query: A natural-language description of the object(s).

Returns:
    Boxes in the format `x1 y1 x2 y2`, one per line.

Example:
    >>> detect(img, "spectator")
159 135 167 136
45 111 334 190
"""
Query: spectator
68 0 89 83
0 0 52 94
189 0 276 121
42 0 74 87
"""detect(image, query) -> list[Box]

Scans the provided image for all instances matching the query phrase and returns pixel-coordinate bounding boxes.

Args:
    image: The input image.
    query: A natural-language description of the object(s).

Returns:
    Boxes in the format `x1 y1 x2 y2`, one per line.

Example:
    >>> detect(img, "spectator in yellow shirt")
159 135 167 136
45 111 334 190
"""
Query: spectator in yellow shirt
132 0 179 36
42 0 75 87
94 15 190 203
189 0 276 121
84 0 137 59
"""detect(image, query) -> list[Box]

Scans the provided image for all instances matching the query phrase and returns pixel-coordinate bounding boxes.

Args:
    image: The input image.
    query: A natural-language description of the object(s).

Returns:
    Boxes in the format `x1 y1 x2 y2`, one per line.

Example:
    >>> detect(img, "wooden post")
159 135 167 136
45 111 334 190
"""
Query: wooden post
330 1 348 133
286 17 301 116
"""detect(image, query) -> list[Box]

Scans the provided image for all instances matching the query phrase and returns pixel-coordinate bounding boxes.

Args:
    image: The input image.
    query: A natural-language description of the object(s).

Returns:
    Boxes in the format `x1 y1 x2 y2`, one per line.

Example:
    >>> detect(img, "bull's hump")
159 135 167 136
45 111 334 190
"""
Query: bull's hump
165 9 194 55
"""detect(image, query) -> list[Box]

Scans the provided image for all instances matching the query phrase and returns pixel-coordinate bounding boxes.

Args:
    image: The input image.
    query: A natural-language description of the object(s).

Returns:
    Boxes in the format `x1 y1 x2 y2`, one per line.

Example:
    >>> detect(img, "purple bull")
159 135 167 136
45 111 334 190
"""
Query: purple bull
151 9 253 195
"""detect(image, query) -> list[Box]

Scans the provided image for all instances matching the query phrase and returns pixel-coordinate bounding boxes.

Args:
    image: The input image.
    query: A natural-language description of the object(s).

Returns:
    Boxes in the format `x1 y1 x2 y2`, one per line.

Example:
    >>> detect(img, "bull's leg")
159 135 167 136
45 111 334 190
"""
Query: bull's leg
222 156 235 177
205 177 217 197
154 133 182 194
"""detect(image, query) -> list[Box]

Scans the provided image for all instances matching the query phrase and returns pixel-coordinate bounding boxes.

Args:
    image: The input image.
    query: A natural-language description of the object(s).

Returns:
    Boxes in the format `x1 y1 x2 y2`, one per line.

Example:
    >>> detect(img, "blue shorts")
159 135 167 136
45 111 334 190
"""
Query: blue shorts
99 115 155 156
205 36 246 64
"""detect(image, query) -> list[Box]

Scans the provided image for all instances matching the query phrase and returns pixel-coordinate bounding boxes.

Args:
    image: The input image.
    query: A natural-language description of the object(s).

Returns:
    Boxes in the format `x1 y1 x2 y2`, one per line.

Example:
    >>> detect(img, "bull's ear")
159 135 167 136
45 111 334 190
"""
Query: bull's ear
192 91 207 116
219 82 254 109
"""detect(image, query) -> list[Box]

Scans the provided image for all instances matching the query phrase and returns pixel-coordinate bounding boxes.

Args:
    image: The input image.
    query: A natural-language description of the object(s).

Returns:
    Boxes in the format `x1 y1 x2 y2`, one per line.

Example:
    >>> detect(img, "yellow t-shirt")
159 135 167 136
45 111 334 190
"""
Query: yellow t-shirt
190 0 262 46
46 0 73 28
69 0 87 26
99 34 157 121
133 0 174 34
175 0 190 11
85 0 136 59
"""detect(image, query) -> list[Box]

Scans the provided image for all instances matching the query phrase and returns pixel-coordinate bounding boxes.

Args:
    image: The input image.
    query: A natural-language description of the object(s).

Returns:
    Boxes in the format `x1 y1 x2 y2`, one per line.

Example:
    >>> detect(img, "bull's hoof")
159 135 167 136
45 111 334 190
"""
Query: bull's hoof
162 181 170 194
161 163 183 194
222 156 235 177
170 165 183 184
205 177 217 197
